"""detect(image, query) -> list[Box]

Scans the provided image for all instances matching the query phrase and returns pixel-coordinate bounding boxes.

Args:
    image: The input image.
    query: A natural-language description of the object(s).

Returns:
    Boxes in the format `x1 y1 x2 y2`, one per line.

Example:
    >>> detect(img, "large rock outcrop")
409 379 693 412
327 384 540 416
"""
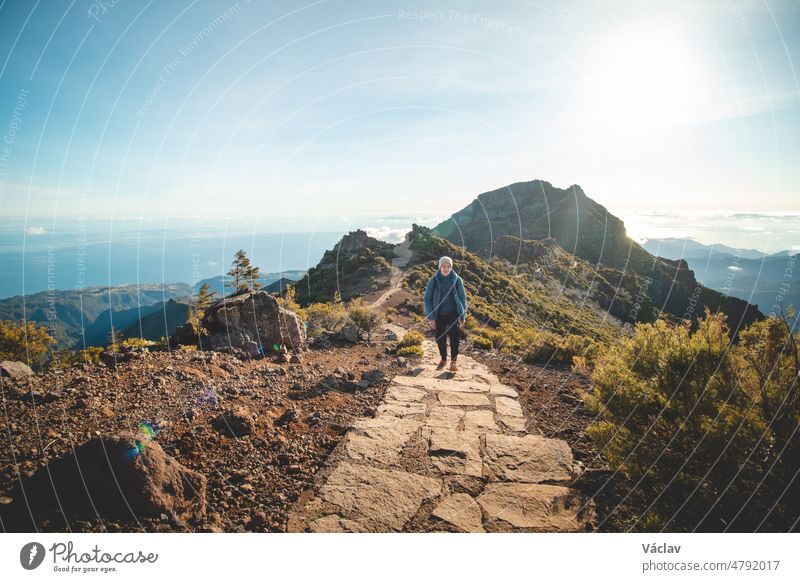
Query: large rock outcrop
0 432 207 530
200 290 306 355
293 229 395 304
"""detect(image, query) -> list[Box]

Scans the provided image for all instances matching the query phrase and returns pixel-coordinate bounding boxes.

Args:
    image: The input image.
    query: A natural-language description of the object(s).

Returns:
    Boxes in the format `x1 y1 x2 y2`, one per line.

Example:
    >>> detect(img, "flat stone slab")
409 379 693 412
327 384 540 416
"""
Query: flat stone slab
345 415 421 464
427 428 482 477
489 384 519 398
414 368 499 385
477 483 594 531
497 415 527 432
377 401 427 417
393 375 490 394
432 493 485 532
463 409 500 432
308 515 368 532
432 381 492 394
483 433 575 483
385 384 427 403
437 391 492 407
426 406 464 429
495 395 524 417
318 462 442 531
391 375 435 388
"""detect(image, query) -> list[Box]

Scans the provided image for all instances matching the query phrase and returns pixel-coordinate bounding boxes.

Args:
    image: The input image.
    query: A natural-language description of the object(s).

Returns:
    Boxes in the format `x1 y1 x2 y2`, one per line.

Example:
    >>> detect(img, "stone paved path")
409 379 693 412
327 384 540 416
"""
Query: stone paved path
287 324 596 532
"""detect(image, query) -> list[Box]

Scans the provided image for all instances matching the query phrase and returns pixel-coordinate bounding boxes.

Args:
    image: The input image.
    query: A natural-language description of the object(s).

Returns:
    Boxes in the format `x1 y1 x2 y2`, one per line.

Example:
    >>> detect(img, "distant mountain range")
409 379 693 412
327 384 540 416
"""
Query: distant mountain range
643 238 798 327
0 271 306 350
642 238 791 261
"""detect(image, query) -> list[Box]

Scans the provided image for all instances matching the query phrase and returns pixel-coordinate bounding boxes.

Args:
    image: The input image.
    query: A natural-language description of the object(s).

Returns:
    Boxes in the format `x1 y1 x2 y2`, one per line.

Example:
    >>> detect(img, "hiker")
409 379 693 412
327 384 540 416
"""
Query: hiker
423 256 467 372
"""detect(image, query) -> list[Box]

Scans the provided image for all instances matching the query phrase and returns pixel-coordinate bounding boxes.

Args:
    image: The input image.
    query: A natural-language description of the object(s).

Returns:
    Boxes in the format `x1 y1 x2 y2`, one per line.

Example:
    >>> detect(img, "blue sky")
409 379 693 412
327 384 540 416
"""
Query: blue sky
0 0 798 233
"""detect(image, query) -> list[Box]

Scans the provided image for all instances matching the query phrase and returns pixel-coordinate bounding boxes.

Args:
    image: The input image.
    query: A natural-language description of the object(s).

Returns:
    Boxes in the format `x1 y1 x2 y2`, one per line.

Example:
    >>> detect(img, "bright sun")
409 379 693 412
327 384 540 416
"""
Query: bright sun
582 25 705 132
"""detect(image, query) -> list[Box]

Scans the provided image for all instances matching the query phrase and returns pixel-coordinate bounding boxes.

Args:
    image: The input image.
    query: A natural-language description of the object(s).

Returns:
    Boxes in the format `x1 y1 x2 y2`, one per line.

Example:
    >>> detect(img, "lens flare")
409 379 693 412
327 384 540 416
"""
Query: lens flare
138 422 156 438
198 387 218 406
127 439 146 459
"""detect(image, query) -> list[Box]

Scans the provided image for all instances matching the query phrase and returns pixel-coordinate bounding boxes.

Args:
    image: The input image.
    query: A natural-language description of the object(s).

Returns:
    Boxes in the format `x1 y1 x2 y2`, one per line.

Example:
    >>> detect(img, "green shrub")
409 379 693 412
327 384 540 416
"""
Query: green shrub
500 327 594 368
397 344 424 357
119 337 156 349
471 334 494 350
305 301 349 337
584 307 800 531
397 329 424 348
276 285 308 321
0 319 55 369
47 346 103 369
470 326 503 350
347 297 383 339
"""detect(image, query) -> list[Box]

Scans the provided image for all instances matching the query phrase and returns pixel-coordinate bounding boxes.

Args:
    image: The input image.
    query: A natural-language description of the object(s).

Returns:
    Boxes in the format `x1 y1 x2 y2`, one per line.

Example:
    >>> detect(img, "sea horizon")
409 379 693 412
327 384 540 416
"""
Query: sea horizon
1 210 797 300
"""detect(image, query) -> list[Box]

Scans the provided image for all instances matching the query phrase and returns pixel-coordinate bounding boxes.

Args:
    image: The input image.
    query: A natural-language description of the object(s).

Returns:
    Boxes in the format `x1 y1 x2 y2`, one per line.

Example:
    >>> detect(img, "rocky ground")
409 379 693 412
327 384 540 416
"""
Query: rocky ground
0 334 411 532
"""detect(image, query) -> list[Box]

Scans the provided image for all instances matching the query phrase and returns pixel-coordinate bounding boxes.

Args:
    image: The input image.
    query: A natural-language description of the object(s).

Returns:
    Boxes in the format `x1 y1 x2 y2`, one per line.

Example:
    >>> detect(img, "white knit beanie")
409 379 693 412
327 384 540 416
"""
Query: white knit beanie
438 256 453 268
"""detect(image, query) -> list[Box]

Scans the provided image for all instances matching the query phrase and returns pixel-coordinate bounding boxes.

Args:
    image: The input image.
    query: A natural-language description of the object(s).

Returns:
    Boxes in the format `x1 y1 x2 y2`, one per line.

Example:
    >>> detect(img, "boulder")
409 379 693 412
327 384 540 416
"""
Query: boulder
11 388 62 404
0 360 34 381
171 320 199 346
0 432 207 530
360 369 385 386
201 290 306 356
340 324 360 343
98 350 135 368
212 406 255 437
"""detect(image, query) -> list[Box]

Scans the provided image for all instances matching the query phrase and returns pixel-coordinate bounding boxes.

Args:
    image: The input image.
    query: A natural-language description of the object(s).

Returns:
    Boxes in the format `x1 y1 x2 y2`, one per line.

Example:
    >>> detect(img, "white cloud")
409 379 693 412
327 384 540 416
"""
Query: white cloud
364 226 410 244
24 226 46 236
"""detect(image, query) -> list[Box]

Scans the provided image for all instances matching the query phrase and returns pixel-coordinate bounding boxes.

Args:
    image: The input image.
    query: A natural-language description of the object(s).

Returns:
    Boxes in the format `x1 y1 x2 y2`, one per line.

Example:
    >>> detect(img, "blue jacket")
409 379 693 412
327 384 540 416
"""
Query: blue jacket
424 270 467 321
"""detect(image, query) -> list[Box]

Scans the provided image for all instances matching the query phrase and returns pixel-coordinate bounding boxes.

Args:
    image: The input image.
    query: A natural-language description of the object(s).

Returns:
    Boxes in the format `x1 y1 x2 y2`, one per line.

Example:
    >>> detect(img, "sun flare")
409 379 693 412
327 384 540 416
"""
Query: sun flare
582 24 706 131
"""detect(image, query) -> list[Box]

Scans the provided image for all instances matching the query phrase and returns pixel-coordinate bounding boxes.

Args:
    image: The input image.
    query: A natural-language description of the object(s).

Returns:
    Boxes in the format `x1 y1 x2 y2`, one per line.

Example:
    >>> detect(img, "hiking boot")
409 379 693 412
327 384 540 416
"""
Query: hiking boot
436 359 447 370
449 359 458 372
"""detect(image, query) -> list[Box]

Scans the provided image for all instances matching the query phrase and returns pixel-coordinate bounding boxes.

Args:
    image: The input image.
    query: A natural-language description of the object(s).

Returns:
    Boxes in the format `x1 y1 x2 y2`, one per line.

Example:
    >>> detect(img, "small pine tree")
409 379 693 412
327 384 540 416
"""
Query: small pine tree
197 282 216 311
189 282 216 327
107 326 122 352
226 249 262 294
245 262 263 292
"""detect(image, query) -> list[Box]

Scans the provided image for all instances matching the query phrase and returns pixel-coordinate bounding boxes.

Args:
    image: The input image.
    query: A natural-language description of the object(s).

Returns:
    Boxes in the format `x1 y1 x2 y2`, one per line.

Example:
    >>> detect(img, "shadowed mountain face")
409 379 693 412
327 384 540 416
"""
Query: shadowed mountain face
432 180 763 334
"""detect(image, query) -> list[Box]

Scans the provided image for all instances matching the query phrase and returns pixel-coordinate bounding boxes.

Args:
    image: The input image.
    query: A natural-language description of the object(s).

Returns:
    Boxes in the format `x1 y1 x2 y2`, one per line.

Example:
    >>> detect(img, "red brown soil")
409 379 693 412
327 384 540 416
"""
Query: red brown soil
0 340 404 532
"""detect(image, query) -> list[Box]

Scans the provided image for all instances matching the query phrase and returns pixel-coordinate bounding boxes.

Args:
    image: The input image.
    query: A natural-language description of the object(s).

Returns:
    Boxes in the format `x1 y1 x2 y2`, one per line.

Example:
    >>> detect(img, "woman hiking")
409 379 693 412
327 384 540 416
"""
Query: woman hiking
423 256 468 372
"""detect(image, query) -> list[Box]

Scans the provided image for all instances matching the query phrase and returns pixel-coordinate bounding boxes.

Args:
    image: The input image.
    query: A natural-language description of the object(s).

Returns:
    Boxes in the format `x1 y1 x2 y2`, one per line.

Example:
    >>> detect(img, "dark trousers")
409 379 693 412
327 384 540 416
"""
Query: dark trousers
435 310 460 360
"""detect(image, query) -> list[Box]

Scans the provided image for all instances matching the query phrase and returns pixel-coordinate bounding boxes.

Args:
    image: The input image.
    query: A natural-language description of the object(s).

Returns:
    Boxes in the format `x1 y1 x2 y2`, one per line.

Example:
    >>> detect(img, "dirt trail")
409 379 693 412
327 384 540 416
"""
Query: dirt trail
370 238 413 312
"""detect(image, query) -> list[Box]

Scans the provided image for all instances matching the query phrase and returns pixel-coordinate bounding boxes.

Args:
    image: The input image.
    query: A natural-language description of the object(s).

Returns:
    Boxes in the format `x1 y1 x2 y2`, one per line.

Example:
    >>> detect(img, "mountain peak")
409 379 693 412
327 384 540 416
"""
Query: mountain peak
433 179 625 266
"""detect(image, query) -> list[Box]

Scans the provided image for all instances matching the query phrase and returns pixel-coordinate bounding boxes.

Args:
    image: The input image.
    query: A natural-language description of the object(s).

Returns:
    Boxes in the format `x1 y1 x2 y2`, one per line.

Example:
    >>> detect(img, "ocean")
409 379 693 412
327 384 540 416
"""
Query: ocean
0 217 353 299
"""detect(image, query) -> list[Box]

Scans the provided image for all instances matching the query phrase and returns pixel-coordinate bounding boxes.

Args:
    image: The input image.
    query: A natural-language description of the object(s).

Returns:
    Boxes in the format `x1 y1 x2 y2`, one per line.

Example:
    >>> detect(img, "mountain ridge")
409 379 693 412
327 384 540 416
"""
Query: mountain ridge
430 179 763 334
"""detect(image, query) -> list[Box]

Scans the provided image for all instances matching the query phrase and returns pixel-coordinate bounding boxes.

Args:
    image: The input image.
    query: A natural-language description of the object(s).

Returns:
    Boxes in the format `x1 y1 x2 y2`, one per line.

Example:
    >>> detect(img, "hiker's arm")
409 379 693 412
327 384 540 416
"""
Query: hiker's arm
458 279 467 319
423 278 434 320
